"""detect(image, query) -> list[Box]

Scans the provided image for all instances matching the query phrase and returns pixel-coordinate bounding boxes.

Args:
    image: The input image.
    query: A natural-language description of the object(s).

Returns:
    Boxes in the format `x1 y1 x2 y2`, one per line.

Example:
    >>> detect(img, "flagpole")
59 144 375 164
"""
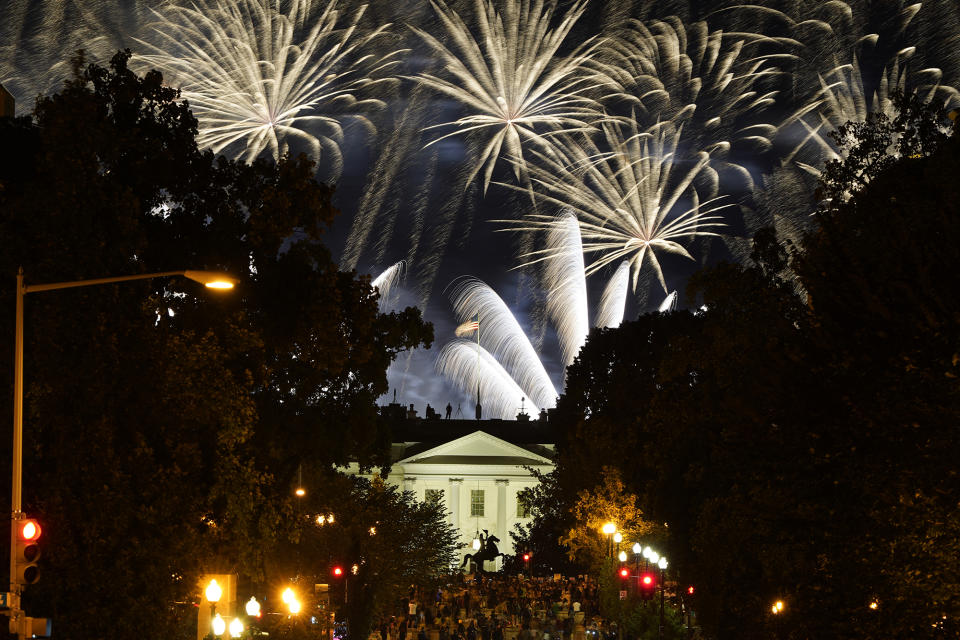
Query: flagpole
475 310 481 420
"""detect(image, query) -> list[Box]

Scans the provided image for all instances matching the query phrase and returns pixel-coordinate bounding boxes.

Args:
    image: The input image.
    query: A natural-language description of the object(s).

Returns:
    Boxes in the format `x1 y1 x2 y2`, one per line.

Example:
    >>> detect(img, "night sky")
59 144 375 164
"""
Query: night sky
3 0 959 416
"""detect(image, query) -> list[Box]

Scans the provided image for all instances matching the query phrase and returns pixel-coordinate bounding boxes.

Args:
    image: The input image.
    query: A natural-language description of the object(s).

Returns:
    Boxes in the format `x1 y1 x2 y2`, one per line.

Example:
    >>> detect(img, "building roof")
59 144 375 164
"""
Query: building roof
379 401 556 464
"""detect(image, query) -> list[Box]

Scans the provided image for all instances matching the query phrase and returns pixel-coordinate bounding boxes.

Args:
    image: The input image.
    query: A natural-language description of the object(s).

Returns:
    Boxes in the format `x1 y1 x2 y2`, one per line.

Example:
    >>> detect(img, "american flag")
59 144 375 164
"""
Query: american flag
455 313 479 338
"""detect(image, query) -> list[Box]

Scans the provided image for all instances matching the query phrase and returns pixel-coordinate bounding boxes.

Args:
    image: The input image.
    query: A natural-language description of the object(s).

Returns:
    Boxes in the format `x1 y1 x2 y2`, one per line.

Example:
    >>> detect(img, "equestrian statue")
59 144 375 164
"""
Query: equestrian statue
461 530 506 574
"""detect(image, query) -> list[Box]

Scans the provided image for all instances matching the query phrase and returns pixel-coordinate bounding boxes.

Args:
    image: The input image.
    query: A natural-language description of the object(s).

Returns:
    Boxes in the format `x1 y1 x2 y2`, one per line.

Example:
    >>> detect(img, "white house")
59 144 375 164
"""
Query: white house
344 411 555 568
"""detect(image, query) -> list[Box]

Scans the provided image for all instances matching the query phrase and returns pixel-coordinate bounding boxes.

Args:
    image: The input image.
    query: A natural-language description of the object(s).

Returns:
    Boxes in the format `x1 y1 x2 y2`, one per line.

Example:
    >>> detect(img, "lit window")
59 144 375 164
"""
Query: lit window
517 495 531 518
471 489 485 517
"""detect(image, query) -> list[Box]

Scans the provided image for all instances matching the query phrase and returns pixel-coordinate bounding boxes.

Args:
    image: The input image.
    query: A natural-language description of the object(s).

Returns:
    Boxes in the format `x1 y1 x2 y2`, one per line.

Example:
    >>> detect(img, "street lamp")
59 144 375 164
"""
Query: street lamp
206 578 223 627
212 613 226 637
657 556 668 640
602 522 616 557
229 618 244 638
618 551 627 562
7 267 235 638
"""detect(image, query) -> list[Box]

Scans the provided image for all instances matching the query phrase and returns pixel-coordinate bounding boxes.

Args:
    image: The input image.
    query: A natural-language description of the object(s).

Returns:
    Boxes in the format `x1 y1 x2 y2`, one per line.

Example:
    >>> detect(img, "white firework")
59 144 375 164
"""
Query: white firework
371 260 405 311
411 0 603 193
507 119 729 293
594 261 630 329
447 277 558 412
595 16 784 165
137 0 399 170
436 340 538 420
542 213 589 368
784 49 960 172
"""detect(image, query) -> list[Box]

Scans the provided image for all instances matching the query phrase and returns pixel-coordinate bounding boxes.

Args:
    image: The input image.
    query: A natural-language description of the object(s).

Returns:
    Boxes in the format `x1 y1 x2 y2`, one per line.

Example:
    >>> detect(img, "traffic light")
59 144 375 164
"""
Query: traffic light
522 553 530 563
14 518 41 585
332 566 344 578
687 585 695 596
639 572 656 600
618 567 629 580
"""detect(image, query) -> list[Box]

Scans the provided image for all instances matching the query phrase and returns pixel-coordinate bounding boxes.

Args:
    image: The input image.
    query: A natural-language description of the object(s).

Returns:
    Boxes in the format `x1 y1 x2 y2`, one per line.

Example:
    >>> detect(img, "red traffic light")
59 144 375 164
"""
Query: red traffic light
523 553 530 562
639 573 656 600
687 585 695 595
332 566 343 577
618 567 629 579
19 520 41 541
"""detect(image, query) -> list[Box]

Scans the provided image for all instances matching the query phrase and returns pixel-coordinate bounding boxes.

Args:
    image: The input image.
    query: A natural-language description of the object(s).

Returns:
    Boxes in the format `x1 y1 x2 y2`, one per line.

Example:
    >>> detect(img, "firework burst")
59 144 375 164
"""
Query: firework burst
783 49 960 172
505 119 729 293
542 213 589 368
594 15 785 186
411 0 603 193
137 0 399 170
371 260 405 311
446 277 558 411
594 261 629 329
436 340 539 420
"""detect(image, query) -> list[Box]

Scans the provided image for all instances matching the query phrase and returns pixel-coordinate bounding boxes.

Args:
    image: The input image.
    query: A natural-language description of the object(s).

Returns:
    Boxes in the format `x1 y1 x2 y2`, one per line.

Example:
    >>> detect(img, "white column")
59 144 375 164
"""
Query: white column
403 476 416 498
495 479 509 540
448 478 462 537
495 479 509 571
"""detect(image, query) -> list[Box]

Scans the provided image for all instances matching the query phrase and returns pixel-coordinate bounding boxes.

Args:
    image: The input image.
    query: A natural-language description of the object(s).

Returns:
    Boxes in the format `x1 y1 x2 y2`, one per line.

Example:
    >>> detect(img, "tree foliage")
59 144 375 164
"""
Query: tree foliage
276 473 459 640
0 51 431 639
561 467 657 569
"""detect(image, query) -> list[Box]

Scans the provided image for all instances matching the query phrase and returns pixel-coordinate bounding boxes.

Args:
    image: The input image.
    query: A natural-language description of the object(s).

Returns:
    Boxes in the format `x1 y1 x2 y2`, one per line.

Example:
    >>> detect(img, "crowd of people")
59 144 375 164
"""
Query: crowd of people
376 574 604 640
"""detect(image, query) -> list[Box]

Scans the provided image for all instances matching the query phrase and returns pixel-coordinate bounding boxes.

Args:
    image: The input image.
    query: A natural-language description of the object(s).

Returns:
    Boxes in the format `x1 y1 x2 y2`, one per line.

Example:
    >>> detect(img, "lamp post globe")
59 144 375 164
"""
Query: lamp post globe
212 613 226 637
229 618 244 638
245 597 260 617
206 579 223 604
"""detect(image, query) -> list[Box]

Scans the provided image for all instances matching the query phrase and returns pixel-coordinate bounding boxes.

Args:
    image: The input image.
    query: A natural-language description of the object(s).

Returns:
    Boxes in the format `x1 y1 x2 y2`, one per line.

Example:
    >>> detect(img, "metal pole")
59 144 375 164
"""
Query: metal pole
658 568 665 640
9 268 24 636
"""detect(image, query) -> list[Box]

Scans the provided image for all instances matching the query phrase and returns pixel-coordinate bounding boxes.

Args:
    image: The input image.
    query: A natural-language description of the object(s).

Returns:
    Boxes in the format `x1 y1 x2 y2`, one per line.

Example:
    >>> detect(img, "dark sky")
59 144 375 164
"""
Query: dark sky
3 0 959 416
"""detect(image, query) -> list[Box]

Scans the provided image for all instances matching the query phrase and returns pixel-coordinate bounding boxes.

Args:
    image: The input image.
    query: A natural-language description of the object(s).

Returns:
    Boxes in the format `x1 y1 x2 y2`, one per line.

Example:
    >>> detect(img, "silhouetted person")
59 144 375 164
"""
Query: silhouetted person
446 403 452 419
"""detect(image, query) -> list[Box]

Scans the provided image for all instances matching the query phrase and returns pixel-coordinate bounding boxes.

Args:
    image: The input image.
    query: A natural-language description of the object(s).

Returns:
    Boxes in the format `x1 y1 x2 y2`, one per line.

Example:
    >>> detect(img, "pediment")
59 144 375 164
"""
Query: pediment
396 430 553 466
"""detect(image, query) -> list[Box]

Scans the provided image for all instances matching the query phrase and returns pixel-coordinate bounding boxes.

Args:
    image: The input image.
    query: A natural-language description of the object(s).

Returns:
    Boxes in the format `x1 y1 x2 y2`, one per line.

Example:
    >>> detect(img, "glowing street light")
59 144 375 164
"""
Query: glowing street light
212 613 226 636
229 617 244 638
206 579 223 604
245 596 261 617
282 587 295 605
772 600 785 614
632 542 641 554
602 523 616 535
618 551 627 562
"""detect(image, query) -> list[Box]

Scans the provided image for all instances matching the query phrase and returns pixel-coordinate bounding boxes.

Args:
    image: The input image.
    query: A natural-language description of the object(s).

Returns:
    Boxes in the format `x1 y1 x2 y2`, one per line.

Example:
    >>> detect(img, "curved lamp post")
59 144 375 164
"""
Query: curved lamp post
8 268 236 638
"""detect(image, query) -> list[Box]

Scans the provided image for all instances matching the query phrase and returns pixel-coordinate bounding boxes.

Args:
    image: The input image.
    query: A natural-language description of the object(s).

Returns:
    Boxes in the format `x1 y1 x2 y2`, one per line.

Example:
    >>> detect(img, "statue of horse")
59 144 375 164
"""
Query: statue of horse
461 533 506 573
